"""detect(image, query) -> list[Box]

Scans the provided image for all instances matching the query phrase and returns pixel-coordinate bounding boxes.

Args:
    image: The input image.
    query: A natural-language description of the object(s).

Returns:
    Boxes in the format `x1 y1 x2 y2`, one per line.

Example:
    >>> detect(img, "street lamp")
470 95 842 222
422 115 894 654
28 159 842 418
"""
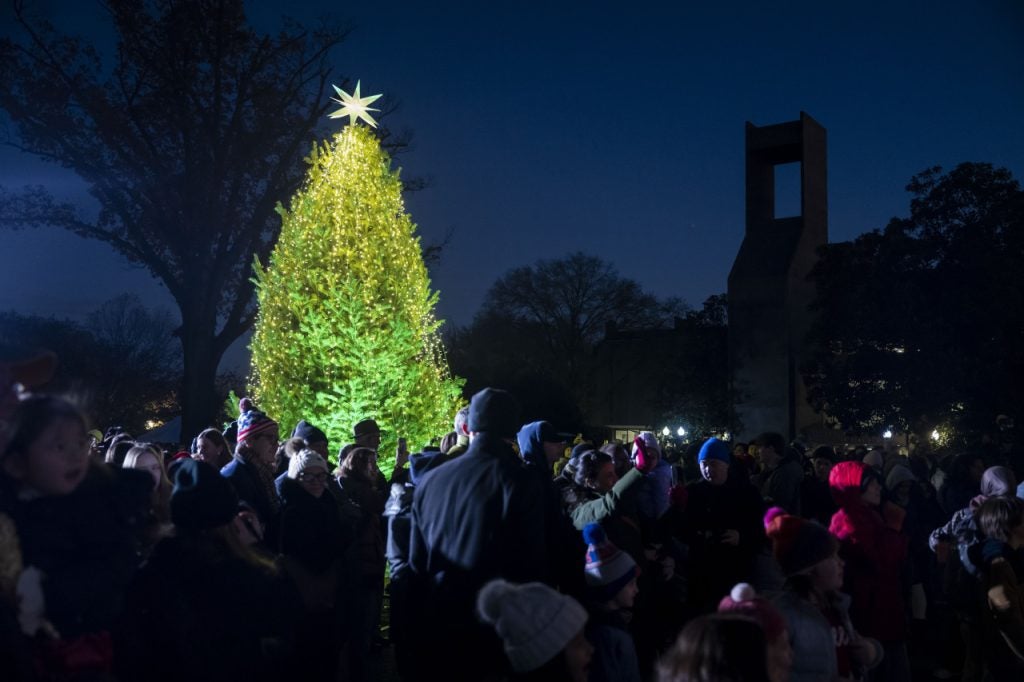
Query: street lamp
930 429 940 442
883 429 893 439
661 426 670 437
677 427 686 437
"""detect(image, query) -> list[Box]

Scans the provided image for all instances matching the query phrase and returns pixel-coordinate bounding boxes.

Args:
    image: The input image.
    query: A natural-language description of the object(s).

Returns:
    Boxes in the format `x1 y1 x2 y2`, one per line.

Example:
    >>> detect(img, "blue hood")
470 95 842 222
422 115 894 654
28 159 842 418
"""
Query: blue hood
517 421 549 472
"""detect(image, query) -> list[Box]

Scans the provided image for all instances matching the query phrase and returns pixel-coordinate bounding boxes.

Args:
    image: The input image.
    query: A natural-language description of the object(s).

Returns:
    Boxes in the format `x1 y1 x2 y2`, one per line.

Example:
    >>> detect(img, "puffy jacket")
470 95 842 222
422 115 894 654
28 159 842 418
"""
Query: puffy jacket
829 460 909 642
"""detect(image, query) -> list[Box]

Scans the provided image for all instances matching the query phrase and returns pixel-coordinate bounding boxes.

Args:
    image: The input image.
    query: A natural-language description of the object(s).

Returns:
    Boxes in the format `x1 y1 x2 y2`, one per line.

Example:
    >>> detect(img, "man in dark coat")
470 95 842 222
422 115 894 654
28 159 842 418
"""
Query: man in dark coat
679 438 766 614
407 388 551 681
753 431 805 515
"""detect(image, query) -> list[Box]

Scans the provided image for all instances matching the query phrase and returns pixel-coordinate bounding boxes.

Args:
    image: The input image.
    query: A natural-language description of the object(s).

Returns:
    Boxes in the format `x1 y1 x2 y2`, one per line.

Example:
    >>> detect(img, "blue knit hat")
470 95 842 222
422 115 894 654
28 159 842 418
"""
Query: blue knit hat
698 437 731 464
292 419 327 445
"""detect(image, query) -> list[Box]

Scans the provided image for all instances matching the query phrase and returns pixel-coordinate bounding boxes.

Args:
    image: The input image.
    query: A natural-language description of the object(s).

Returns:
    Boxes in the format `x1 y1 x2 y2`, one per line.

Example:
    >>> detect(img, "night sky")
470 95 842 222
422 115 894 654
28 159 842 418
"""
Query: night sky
1 0 1022 371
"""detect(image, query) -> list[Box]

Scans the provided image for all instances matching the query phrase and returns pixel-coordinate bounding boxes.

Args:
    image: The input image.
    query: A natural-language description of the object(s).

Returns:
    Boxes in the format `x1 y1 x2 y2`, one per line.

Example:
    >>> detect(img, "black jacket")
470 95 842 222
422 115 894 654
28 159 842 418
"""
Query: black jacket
408 432 551 679
0 463 151 639
278 478 351 573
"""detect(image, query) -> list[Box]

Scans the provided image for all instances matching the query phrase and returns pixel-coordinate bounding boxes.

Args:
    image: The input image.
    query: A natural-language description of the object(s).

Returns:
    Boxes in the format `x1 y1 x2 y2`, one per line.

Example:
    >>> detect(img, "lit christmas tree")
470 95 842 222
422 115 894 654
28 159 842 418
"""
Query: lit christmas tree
250 82 463 468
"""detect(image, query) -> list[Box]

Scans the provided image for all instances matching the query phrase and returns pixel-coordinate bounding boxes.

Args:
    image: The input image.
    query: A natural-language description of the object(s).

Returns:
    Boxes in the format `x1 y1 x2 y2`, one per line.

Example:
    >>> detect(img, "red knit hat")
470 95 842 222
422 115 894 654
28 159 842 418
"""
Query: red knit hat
717 583 787 641
764 507 838 576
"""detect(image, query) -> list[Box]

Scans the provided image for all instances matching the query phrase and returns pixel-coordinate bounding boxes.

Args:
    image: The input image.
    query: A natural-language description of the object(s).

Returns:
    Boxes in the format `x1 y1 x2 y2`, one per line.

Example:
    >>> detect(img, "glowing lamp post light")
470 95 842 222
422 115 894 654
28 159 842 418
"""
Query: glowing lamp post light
930 429 940 442
661 426 671 437
677 427 686 437
883 429 893 440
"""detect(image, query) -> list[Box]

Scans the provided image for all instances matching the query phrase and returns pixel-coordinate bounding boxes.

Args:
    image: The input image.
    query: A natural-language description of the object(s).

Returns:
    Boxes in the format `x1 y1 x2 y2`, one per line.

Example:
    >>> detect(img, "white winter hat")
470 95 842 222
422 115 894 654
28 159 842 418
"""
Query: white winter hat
477 579 587 672
631 431 661 459
287 448 327 479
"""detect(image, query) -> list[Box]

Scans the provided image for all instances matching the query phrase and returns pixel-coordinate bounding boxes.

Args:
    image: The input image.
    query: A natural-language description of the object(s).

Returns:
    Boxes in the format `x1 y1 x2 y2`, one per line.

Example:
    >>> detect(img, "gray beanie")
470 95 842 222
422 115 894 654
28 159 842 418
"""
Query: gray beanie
981 466 1017 498
477 579 587 672
885 463 917 490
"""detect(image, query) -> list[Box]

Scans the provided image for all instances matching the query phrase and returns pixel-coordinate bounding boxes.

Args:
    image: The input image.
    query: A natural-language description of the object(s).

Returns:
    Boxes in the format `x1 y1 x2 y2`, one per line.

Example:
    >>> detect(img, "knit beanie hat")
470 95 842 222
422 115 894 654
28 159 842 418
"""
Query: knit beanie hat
981 466 1017 497
699 437 731 464
292 420 327 445
862 450 884 470
764 507 837 576
583 523 638 602
477 579 588 673
287 449 327 480
171 459 238 530
468 388 520 438
717 583 788 641
631 431 660 460
885 463 917 490
236 398 277 443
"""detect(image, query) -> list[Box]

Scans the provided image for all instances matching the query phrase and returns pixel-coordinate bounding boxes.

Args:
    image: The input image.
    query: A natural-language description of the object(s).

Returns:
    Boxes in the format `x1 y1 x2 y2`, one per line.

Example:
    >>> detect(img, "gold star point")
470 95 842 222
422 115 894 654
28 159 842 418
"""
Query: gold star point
328 80 383 128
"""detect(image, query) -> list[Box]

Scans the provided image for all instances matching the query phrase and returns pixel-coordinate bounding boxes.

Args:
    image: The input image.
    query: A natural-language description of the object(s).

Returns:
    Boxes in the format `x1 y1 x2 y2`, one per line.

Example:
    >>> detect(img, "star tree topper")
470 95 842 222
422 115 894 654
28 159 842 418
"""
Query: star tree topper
328 80 382 128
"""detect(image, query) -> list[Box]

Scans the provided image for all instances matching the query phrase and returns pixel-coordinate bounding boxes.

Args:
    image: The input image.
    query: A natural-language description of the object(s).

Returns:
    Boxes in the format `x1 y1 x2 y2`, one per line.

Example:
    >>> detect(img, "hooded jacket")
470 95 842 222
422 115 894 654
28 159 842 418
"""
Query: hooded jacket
516 421 556 475
829 460 908 642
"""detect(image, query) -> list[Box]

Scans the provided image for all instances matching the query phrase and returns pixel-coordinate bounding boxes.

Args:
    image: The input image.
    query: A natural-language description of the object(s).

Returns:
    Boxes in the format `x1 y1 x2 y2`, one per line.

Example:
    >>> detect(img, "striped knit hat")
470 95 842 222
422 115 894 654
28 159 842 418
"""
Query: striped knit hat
236 398 277 443
583 523 638 602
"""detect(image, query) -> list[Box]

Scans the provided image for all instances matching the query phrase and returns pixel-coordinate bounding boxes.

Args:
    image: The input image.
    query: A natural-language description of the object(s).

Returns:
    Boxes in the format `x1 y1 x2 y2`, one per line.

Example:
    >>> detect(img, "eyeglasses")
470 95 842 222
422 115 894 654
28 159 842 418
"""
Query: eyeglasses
297 472 328 483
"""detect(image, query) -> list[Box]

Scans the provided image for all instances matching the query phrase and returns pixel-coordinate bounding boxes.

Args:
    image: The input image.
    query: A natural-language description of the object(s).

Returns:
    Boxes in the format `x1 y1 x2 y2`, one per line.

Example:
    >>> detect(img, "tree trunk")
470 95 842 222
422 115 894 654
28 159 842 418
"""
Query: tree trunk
178 317 224 445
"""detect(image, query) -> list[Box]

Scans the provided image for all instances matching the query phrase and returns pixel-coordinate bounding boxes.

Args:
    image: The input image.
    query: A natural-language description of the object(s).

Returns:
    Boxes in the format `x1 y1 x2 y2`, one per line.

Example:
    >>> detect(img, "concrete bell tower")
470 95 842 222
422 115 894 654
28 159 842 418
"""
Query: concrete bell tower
728 112 827 441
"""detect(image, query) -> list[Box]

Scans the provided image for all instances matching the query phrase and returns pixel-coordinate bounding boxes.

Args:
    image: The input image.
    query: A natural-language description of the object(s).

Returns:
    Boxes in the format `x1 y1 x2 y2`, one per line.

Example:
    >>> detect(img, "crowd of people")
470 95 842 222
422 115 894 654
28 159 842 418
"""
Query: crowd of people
0 357 1022 682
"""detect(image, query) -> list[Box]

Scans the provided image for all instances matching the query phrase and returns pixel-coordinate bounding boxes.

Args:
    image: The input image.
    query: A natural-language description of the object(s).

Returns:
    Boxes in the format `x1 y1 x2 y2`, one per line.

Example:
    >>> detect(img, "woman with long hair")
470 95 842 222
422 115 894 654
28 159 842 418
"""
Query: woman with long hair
122 442 173 553
193 427 232 471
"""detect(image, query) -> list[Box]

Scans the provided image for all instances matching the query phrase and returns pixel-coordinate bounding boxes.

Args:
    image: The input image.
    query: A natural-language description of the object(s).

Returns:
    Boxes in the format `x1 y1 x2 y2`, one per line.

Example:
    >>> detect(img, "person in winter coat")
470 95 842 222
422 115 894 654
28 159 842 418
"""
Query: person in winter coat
930 465 1019 578
516 420 585 599
408 388 552 681
633 432 673 526
221 398 281 547
829 460 910 682
278 449 352 682
972 495 1024 681
383 447 448 680
802 446 839 525
938 452 985 517
115 459 298 682
765 508 882 682
581 523 642 682
477 578 593 682
1 395 152 680
753 432 804 516
560 449 646 563
680 437 765 613
336 446 387 682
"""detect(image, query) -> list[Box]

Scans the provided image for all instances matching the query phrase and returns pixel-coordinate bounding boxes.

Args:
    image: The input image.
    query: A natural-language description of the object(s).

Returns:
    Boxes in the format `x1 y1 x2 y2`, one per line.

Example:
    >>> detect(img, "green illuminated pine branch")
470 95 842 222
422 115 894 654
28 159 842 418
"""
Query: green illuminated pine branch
250 124 463 469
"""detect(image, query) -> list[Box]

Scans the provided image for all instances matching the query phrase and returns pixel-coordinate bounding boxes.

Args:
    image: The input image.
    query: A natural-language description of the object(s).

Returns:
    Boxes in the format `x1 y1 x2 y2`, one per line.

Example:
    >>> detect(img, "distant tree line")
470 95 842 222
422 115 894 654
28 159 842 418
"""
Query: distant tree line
446 252 733 436
0 294 180 433
804 162 1023 447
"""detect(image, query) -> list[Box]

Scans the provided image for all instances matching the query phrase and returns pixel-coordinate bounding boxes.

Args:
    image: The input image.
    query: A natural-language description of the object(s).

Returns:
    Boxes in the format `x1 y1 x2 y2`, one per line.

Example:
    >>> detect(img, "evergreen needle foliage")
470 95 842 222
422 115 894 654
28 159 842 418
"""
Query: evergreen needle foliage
251 124 463 469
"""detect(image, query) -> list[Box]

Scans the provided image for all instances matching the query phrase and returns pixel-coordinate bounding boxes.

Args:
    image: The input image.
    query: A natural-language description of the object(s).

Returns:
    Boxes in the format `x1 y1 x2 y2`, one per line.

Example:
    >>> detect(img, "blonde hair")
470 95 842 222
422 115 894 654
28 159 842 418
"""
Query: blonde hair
123 442 171 524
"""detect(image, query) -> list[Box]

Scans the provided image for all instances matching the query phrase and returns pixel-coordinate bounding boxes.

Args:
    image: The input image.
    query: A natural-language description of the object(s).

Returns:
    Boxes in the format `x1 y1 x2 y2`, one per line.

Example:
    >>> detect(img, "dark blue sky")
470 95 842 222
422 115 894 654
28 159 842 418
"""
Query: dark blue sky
1 0 1022 370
